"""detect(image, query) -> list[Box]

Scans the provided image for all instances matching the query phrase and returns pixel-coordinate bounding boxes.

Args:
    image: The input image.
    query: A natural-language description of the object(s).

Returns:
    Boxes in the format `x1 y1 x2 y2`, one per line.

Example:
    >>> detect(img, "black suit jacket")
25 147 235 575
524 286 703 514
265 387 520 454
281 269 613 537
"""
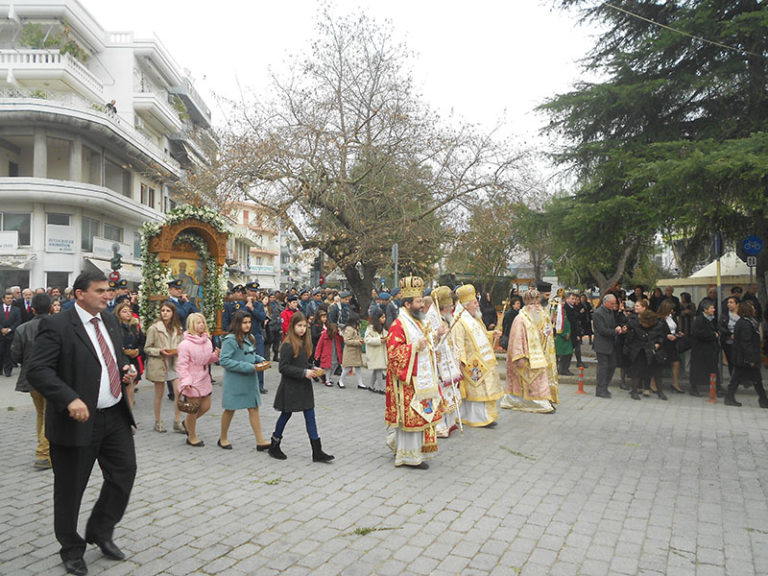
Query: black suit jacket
27 306 136 447
1 304 22 340
13 299 35 324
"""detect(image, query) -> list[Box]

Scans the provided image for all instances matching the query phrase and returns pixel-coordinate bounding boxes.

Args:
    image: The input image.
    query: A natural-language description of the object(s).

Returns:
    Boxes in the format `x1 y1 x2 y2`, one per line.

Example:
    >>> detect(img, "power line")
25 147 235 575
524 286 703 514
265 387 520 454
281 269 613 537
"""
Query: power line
604 2 766 59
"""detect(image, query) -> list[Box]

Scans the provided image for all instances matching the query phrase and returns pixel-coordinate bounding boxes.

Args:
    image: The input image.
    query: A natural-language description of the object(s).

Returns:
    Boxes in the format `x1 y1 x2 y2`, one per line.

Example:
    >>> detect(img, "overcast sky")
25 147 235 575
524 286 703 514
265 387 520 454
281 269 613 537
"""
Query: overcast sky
81 0 598 167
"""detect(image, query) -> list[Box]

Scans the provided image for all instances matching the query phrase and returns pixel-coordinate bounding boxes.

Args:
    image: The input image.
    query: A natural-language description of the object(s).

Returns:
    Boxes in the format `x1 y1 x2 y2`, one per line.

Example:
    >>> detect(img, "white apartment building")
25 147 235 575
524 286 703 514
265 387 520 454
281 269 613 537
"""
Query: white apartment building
225 201 282 291
0 0 215 290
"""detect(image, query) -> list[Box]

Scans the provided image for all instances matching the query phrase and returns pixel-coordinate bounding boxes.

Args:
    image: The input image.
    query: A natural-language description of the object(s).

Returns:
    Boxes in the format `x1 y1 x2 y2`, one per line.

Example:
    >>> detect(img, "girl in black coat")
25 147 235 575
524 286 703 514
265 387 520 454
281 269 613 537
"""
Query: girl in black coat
725 301 768 408
268 312 334 462
689 300 720 397
624 300 667 400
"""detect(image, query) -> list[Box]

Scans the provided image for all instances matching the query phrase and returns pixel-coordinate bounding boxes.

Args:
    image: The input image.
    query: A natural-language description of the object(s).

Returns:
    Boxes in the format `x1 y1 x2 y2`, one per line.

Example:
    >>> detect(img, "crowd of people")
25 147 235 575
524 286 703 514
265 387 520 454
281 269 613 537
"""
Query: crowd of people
4 270 767 575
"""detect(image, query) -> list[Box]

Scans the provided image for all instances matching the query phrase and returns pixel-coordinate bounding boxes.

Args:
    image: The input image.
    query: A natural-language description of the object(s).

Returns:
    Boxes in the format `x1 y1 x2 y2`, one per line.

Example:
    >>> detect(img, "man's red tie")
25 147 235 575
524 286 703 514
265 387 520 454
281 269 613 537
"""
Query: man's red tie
90 317 122 398
4 307 8 320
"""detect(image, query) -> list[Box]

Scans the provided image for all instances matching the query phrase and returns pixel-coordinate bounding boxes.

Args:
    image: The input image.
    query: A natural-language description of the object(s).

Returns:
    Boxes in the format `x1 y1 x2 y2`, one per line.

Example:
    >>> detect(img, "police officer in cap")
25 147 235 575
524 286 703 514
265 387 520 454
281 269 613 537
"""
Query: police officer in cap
222 285 246 332
244 281 268 393
166 278 199 331
106 281 118 313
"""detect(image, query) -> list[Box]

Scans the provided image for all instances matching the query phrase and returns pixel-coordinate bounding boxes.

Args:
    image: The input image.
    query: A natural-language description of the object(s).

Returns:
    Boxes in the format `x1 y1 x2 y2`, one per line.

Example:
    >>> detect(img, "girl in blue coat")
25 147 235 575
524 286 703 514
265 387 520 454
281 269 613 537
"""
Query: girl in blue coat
218 312 271 450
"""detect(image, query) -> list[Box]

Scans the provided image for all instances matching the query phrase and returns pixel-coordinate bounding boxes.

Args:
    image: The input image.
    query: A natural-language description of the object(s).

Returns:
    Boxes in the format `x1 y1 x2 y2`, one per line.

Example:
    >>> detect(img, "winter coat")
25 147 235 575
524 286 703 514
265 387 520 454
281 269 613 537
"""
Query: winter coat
364 325 388 370
315 329 343 370
177 332 219 397
624 316 666 367
219 333 265 410
11 315 45 392
690 313 720 388
119 320 144 377
732 317 761 368
341 325 364 367
274 340 314 412
143 321 182 382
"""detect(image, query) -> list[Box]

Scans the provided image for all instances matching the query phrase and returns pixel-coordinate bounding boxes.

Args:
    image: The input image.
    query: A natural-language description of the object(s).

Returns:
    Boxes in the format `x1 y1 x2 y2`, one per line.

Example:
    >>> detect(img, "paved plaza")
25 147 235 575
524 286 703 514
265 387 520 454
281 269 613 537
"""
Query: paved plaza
2 361 768 576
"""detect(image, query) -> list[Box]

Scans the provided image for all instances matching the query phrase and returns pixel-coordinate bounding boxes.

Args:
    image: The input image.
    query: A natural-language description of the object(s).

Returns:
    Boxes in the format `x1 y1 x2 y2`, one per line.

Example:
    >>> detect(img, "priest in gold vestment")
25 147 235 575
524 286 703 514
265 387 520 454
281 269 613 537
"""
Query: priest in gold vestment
385 276 442 469
453 284 504 427
502 289 559 413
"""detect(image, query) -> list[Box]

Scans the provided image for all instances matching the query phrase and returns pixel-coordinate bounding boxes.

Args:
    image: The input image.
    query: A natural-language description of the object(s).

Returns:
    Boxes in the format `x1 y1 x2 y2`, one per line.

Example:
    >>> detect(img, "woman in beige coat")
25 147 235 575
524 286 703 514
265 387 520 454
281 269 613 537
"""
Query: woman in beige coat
144 302 184 432
363 307 388 393
340 312 365 389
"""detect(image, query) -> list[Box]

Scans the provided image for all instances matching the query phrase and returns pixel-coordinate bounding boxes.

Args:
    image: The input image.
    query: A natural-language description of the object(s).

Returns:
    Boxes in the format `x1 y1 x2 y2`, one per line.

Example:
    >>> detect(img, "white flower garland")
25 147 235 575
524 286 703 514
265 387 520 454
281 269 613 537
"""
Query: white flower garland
139 206 227 328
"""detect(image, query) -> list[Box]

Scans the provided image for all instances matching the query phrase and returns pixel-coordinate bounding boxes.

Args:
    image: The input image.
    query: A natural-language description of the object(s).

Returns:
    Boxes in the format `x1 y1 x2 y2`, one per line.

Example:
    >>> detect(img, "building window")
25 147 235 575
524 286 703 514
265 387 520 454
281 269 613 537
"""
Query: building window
140 184 156 208
104 223 123 242
82 217 100 251
46 271 69 291
47 213 70 226
1 212 31 246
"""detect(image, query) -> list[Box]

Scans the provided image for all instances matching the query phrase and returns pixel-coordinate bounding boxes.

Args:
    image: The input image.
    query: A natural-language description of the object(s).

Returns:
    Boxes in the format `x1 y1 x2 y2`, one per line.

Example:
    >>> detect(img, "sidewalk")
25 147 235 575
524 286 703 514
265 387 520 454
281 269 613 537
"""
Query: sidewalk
2 363 768 575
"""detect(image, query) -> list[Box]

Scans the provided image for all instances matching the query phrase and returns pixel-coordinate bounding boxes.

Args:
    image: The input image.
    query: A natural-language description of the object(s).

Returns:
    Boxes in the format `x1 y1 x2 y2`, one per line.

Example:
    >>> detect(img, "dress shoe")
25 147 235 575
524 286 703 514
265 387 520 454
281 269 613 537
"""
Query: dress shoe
186 439 205 447
672 385 685 394
724 396 742 407
63 557 88 575
595 390 612 399
217 439 232 450
88 537 125 560
656 390 668 401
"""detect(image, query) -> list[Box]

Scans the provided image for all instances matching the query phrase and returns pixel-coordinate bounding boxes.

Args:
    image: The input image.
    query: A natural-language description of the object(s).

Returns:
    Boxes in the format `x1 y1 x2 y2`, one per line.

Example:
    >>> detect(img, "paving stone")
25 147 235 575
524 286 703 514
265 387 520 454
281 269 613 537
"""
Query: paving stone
1 363 766 575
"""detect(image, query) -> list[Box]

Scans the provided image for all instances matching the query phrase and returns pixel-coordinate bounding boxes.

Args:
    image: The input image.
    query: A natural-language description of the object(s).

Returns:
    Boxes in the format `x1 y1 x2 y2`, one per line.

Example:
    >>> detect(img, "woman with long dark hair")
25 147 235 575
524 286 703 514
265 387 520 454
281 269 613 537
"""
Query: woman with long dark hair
268 312 334 462
218 311 271 450
144 302 183 433
114 301 144 408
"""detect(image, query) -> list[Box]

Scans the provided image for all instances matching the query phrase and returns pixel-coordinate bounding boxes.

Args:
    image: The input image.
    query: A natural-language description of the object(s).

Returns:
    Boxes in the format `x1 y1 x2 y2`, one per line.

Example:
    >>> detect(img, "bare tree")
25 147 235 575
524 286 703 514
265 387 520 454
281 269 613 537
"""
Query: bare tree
216 8 522 312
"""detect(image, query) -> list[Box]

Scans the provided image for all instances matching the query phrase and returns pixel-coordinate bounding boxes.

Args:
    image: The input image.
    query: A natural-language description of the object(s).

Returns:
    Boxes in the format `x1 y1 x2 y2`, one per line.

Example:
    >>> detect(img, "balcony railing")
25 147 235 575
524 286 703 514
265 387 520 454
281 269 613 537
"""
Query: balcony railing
0 49 103 99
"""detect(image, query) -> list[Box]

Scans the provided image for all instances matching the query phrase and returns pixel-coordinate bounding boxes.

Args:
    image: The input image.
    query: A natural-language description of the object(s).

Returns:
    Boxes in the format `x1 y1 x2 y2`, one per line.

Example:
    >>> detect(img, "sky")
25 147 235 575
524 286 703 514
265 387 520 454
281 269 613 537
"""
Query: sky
80 0 598 173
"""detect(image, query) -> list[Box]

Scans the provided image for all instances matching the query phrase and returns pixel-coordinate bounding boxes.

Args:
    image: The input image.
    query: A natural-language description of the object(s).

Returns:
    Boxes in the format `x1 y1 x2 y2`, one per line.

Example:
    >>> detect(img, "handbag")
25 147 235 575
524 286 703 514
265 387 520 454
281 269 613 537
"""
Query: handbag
675 334 692 353
652 346 668 365
177 386 201 414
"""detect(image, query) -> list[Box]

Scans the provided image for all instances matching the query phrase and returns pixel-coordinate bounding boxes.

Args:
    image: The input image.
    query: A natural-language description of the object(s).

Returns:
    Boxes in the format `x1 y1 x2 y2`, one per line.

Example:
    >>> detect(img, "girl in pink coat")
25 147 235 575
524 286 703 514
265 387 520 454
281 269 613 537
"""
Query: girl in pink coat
177 313 220 447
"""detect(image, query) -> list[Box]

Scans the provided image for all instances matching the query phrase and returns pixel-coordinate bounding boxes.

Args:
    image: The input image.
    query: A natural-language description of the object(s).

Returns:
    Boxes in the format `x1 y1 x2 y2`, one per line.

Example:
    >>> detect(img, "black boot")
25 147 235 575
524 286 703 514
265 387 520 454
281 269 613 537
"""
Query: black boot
268 435 287 460
630 378 641 400
310 438 334 462
724 395 742 407
656 388 668 401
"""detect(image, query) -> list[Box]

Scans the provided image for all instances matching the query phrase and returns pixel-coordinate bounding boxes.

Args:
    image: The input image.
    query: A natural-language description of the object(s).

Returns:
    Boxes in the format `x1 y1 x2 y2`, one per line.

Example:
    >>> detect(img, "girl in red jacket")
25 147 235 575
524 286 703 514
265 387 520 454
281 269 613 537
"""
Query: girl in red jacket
314 323 343 387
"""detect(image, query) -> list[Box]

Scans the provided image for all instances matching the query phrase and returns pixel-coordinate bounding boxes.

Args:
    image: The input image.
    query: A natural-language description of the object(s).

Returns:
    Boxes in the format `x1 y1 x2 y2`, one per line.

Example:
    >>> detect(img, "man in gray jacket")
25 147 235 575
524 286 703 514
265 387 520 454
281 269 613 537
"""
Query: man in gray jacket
592 294 626 398
11 292 52 468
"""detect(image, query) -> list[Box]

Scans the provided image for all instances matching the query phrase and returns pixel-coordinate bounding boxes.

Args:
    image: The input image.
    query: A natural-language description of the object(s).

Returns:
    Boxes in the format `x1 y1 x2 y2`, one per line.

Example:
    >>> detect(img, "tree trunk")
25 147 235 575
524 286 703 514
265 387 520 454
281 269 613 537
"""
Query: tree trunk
343 261 378 318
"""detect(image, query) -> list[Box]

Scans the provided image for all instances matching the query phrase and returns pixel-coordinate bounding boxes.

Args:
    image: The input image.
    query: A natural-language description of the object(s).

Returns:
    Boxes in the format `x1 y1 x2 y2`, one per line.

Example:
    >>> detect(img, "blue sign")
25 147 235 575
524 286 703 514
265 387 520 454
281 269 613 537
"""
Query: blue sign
743 235 763 256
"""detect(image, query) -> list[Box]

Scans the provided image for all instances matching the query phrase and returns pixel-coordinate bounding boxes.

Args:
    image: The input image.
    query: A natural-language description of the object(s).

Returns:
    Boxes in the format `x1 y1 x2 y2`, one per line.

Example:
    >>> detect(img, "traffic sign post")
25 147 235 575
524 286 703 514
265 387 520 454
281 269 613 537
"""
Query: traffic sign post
743 235 763 256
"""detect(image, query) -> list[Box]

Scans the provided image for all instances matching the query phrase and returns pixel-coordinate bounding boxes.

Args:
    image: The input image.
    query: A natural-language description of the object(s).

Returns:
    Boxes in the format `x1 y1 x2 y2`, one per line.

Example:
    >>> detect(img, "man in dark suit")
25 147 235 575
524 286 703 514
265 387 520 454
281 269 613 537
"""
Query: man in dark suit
1 290 22 376
27 270 137 576
592 293 626 398
14 287 35 324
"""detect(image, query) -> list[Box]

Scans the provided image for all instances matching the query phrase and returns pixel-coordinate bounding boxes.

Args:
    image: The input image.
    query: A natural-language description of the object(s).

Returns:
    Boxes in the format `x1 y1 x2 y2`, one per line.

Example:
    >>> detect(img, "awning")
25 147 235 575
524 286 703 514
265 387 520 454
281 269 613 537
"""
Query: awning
0 255 35 270
84 258 143 283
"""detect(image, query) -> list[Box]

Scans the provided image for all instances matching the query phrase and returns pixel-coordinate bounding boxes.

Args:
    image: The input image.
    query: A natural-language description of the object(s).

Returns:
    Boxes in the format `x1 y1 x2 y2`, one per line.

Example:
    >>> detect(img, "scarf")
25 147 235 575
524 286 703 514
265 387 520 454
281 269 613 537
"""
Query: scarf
398 308 439 400
518 306 549 370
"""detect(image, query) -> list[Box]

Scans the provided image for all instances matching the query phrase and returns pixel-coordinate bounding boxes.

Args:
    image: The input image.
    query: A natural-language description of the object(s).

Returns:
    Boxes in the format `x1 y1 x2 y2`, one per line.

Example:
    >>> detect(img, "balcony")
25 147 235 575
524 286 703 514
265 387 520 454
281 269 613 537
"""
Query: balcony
168 77 211 128
133 90 183 133
0 49 103 102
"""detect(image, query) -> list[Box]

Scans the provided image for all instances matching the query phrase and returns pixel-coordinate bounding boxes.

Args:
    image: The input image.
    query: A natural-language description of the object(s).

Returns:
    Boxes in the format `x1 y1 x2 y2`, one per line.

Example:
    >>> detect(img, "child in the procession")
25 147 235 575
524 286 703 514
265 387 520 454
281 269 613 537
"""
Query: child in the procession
268 312 334 462
340 312 365 389
363 307 388 393
315 321 343 387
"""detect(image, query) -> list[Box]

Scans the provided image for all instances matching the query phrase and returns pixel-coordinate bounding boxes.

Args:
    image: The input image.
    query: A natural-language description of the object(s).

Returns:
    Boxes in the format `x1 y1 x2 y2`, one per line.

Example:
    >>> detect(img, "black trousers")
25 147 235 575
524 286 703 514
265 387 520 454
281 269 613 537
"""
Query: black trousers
596 352 616 394
0 336 12 373
728 365 767 401
50 405 136 561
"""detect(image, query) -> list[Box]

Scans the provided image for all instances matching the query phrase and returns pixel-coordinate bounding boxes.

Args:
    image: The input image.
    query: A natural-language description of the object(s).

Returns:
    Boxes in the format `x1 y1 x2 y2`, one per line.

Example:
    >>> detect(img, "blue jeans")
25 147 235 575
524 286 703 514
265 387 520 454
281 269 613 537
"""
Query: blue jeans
273 409 318 440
